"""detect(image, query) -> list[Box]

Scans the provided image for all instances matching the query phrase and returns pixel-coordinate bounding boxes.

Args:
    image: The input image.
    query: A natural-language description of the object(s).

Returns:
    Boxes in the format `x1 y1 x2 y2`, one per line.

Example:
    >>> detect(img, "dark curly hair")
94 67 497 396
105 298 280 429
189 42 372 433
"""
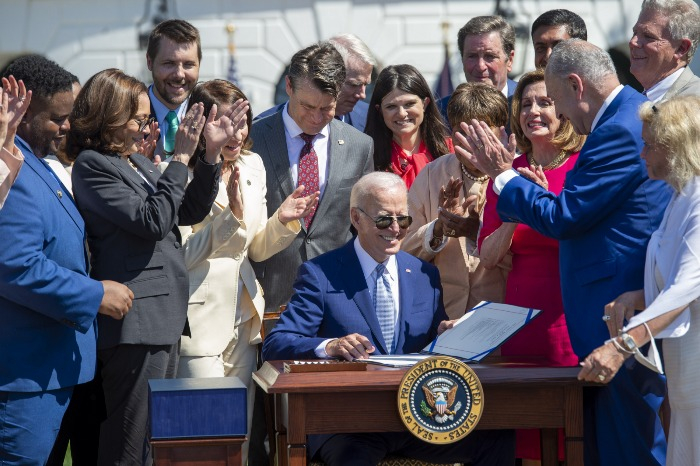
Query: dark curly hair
1 54 74 101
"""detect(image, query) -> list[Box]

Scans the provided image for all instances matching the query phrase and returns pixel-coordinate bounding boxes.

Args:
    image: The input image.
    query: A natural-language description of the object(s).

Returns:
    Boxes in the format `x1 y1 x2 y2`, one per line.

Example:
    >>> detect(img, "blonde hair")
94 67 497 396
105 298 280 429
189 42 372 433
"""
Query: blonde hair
511 69 585 155
639 96 700 192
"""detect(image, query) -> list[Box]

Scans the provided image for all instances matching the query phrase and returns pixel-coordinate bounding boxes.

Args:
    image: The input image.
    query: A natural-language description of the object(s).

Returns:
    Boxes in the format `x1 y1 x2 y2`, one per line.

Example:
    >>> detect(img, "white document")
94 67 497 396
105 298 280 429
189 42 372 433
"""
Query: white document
363 354 434 367
422 301 541 361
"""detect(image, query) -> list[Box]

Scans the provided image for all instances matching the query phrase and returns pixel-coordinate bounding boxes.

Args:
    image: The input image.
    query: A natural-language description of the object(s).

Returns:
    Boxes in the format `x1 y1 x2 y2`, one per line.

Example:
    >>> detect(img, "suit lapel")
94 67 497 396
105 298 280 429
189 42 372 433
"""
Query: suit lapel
337 242 390 354
129 154 161 189
308 120 346 235
394 253 414 354
107 154 154 196
16 142 84 232
265 112 296 199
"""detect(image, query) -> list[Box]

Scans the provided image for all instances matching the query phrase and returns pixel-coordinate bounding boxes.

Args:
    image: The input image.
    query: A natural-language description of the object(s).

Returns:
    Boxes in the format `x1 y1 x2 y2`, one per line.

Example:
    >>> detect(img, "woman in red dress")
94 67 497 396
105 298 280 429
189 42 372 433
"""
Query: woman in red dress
365 64 451 189
478 69 586 464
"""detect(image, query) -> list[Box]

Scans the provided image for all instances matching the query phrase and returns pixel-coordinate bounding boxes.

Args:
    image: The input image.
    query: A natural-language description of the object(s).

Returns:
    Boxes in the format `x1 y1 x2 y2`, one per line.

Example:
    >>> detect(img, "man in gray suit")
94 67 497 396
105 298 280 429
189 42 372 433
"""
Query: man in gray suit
629 0 700 102
250 42 374 314
254 34 376 132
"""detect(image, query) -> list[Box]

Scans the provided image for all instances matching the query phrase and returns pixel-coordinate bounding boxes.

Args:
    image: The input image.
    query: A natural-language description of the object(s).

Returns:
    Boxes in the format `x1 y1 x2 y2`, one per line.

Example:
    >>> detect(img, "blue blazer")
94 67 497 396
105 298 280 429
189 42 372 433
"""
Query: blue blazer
496 86 669 466
496 86 671 357
263 241 447 361
0 141 103 392
253 100 369 133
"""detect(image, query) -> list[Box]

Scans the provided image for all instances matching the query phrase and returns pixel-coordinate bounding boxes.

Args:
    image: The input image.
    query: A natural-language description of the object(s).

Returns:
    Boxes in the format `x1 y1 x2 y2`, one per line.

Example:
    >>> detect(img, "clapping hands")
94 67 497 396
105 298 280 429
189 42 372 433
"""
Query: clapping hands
1 76 32 151
203 99 250 163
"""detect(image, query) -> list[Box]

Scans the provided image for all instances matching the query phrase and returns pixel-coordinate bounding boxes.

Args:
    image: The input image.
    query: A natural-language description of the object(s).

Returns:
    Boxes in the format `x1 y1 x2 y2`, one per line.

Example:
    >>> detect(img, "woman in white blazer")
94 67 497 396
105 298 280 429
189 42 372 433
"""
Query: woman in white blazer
176 80 318 461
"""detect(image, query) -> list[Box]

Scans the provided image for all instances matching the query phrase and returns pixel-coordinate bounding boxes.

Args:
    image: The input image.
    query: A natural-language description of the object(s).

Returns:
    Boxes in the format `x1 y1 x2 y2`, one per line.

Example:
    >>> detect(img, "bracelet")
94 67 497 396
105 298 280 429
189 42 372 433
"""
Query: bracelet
611 338 634 356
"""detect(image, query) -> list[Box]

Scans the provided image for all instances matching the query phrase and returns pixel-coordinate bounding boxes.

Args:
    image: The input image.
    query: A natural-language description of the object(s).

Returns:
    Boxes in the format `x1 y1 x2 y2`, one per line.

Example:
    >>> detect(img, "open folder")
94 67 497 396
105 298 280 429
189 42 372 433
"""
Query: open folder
362 302 541 367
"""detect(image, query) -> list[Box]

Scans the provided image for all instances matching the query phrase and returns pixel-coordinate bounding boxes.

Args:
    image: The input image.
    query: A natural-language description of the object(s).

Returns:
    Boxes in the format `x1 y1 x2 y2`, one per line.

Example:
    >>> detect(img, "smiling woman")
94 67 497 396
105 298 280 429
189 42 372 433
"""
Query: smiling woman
365 64 451 189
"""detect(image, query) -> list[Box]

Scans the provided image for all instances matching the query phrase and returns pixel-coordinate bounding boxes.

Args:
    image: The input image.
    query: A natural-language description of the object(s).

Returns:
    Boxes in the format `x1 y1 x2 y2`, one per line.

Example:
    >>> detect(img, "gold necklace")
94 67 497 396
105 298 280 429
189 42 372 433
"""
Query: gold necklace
527 150 569 170
460 162 489 182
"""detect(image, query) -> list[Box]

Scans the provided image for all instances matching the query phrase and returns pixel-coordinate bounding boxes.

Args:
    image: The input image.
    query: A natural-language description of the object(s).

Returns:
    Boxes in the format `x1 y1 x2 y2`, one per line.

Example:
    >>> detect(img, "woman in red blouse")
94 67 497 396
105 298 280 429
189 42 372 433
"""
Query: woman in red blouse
365 64 451 188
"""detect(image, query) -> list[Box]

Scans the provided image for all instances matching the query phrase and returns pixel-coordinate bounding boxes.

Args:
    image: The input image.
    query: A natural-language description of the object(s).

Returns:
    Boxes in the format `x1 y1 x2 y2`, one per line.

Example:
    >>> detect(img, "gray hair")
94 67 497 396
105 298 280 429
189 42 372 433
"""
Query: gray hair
639 96 700 192
640 0 700 62
329 33 377 68
350 172 406 210
545 39 616 89
457 16 515 59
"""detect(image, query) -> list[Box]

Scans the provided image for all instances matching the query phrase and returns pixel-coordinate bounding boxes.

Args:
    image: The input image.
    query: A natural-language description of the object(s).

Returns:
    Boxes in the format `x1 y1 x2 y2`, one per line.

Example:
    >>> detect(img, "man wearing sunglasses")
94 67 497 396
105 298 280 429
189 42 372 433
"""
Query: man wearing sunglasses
262 172 514 466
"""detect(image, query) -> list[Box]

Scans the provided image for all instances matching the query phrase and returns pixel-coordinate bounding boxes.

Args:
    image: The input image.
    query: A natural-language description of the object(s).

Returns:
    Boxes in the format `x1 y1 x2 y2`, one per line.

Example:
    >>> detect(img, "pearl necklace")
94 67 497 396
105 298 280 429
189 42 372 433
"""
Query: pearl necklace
527 150 569 170
460 162 489 183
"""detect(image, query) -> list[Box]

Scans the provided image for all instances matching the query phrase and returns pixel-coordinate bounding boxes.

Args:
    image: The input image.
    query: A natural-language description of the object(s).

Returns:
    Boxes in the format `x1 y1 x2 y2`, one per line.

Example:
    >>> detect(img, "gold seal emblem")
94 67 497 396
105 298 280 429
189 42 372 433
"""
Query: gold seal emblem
397 356 484 444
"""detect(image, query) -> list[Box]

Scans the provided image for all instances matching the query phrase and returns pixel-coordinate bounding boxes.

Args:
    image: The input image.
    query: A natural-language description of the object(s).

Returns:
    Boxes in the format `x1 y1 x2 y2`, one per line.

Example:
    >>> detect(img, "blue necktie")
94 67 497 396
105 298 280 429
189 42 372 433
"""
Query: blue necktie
373 263 395 353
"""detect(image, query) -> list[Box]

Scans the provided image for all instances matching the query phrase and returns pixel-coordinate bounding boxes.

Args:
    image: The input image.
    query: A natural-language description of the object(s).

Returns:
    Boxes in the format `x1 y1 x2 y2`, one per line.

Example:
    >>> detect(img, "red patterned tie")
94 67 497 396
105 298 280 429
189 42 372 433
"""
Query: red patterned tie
297 133 319 229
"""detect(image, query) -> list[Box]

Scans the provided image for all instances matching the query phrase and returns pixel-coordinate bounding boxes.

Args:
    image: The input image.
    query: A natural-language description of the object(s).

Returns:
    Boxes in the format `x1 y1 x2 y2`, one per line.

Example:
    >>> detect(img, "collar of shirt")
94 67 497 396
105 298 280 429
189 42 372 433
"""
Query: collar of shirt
148 85 189 127
353 236 399 291
281 102 330 196
645 67 685 103
591 84 624 133
500 81 508 98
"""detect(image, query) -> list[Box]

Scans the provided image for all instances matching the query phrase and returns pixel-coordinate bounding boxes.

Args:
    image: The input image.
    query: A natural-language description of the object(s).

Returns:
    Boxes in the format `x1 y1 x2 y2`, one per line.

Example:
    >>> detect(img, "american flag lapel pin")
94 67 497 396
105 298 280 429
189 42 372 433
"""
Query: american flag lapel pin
338 139 344 145
405 268 411 273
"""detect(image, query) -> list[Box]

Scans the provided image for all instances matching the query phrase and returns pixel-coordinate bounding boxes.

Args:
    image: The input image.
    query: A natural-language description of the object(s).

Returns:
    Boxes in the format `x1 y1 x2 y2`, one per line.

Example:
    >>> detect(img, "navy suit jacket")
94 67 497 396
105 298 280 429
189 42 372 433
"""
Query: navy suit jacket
0 141 103 392
438 78 517 132
496 85 671 357
262 240 446 458
254 100 369 132
263 241 447 361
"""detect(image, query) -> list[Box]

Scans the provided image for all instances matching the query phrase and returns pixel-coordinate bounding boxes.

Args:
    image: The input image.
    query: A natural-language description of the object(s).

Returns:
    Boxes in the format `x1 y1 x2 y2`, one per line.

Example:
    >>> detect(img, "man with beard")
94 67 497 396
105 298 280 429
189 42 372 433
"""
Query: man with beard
146 19 201 161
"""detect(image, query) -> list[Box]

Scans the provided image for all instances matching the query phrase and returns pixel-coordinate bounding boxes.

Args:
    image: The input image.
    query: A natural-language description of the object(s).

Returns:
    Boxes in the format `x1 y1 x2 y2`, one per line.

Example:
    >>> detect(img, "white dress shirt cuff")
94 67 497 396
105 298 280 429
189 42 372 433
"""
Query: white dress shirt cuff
424 219 448 253
493 169 519 195
314 339 336 358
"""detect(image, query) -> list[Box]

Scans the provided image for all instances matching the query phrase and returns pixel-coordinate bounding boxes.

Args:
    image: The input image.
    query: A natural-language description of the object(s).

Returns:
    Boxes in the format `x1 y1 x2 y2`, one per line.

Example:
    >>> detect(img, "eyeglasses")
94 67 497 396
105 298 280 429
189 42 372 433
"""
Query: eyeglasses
133 117 155 132
356 207 412 229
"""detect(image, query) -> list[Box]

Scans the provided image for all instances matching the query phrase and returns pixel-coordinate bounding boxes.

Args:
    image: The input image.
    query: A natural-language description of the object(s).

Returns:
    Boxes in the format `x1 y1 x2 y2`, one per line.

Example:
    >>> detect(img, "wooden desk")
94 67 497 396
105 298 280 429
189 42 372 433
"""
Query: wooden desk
152 437 245 466
254 361 587 466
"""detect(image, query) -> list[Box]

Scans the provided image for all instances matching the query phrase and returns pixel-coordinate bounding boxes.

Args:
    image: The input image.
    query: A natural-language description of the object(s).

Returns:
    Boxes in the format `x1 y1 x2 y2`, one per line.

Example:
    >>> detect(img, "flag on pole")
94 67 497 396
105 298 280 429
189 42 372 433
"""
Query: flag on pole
226 23 242 88
434 43 454 100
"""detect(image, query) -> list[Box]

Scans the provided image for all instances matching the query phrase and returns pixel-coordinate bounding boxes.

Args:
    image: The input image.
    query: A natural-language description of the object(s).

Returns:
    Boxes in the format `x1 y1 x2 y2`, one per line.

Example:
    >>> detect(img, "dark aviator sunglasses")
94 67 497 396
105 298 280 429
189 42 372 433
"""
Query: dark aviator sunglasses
356 207 412 229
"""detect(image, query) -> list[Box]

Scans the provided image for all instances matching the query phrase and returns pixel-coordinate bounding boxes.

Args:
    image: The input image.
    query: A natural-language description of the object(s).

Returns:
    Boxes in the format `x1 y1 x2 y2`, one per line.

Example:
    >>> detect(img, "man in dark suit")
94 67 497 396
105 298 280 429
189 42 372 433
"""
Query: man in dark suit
460 39 669 466
263 172 514 466
438 15 517 130
250 41 374 313
531 9 587 68
146 19 201 161
0 55 132 465
629 0 700 103
254 34 376 132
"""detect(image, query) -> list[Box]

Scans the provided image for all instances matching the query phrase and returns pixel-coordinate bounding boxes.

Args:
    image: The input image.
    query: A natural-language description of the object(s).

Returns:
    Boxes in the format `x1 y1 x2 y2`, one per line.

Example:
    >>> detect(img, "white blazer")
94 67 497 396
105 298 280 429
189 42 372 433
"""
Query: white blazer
179 151 300 356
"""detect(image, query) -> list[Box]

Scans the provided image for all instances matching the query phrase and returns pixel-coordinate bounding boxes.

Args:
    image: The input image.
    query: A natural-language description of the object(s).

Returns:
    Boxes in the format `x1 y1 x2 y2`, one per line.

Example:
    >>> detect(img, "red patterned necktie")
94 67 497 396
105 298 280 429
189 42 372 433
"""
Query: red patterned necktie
297 133 319 229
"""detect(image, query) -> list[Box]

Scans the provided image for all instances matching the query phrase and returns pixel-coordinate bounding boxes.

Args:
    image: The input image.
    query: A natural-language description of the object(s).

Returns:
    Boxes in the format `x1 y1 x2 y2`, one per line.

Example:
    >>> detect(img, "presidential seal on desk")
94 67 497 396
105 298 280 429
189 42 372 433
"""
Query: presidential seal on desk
397 356 483 444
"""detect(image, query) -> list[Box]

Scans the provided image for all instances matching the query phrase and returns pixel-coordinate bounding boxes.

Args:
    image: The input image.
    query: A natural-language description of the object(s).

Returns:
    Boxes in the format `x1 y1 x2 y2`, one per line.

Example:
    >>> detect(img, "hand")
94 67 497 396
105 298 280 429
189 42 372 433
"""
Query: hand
171 102 206 164
203 99 250 163
454 120 516 179
0 90 8 150
1 76 32 151
578 342 626 383
226 165 243 219
98 280 134 320
278 184 320 224
137 120 160 162
518 164 548 190
603 290 644 338
325 333 376 361
437 319 459 335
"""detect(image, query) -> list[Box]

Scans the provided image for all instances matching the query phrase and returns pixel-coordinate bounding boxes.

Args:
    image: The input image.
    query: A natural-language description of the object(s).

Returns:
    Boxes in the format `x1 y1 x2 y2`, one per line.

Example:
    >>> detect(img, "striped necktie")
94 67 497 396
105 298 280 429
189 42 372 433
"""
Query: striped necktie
373 263 396 353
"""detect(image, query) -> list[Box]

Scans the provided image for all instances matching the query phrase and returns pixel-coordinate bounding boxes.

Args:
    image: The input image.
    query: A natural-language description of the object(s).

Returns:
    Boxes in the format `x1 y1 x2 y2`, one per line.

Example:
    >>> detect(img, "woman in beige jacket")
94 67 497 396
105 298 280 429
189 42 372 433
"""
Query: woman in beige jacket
402 83 511 319
176 80 318 462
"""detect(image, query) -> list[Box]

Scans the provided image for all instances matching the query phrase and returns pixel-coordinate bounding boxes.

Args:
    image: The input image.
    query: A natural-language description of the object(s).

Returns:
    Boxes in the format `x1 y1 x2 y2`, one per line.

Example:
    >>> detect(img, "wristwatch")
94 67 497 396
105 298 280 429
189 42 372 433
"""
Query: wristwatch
619 333 638 353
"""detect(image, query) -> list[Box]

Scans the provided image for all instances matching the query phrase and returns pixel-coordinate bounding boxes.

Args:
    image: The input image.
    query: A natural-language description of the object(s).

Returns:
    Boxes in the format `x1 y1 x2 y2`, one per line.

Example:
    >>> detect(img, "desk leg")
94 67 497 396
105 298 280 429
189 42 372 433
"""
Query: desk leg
564 386 584 466
540 428 558 466
276 431 288 466
286 394 307 466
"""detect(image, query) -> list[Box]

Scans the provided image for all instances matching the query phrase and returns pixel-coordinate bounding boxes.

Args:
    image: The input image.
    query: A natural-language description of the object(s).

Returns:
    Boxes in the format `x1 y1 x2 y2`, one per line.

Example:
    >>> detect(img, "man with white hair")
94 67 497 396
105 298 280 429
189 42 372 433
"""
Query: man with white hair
630 0 700 102
255 34 376 131
459 39 670 465
263 172 514 466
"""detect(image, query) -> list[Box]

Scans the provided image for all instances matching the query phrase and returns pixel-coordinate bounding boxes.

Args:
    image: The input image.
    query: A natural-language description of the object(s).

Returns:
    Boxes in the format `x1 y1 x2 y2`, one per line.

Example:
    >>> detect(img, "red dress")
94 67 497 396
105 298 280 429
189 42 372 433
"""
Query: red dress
478 152 580 460
391 139 453 189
